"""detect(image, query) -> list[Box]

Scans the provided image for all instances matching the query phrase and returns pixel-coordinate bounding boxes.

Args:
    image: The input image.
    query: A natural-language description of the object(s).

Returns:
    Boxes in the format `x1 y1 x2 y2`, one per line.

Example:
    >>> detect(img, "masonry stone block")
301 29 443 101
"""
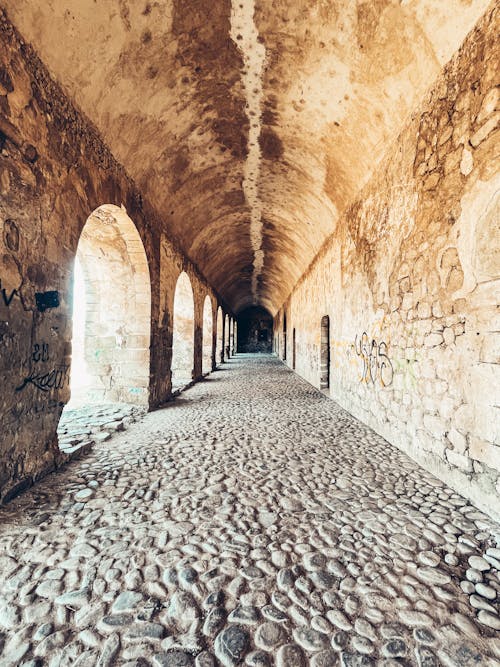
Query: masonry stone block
446 448 473 472
470 437 500 472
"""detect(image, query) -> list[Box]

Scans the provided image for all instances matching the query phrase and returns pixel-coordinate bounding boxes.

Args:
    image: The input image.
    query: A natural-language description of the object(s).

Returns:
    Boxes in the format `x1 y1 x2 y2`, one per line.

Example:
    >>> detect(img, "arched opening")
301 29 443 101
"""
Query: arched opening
172 272 195 391
232 320 237 356
69 204 151 408
292 328 296 370
216 307 224 363
283 313 287 361
202 295 213 375
320 315 330 390
225 314 230 359
237 306 273 353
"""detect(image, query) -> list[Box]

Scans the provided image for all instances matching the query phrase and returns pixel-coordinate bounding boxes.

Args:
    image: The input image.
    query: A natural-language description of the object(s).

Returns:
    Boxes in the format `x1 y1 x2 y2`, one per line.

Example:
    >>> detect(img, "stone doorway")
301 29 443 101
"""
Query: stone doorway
58 205 151 453
283 313 287 361
216 307 224 364
171 272 195 392
320 315 330 390
202 295 213 375
69 205 151 408
225 314 231 359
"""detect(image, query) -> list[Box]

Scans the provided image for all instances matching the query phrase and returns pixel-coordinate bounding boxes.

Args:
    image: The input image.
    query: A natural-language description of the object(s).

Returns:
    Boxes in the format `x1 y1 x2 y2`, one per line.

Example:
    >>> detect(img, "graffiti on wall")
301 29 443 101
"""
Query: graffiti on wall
35 291 60 312
32 343 49 363
16 364 69 393
16 343 69 393
1 279 59 311
0 278 18 307
3 398 65 427
353 332 394 387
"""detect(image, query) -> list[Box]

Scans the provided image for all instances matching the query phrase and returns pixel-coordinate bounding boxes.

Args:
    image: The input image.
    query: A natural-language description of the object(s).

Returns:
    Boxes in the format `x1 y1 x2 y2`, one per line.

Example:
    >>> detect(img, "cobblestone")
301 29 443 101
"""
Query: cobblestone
0 356 499 665
57 402 146 459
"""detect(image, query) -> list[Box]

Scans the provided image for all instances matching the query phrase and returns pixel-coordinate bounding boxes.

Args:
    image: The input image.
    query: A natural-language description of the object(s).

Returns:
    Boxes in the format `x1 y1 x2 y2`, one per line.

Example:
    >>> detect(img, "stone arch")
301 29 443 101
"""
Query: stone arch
225 314 230 359
283 312 287 361
202 295 213 375
320 315 330 390
69 204 151 407
172 271 195 391
232 320 237 355
216 307 224 363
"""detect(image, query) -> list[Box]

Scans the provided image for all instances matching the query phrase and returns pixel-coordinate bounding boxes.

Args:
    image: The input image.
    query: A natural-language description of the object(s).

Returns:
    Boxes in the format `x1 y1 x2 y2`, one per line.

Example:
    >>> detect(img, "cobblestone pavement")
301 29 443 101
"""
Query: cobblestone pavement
1 355 499 667
58 403 146 458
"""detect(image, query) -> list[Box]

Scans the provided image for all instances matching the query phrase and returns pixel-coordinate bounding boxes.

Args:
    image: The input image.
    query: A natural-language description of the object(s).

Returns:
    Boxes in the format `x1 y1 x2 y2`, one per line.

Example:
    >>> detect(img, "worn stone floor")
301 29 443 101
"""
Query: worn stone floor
0 355 499 667
58 403 146 458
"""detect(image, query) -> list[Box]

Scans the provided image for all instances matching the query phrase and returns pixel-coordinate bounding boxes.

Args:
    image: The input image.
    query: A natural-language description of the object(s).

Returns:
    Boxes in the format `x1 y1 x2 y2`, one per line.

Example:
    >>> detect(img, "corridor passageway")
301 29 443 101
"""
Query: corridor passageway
0 356 498 666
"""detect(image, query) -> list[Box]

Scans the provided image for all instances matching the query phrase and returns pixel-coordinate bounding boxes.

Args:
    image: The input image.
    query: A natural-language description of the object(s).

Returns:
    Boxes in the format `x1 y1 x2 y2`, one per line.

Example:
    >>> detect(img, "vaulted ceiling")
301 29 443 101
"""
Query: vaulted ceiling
3 0 491 313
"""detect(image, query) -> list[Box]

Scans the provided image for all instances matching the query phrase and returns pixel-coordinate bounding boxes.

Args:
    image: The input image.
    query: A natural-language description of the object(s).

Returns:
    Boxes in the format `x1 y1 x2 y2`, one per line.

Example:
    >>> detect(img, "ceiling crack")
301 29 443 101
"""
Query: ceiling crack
230 0 266 304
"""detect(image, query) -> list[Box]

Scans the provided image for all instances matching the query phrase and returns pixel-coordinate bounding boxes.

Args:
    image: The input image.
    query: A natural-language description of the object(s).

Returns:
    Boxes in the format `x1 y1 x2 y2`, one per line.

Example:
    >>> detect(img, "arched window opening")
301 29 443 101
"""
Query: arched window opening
216 307 224 363
283 313 287 361
202 295 213 375
320 315 330 390
69 204 151 408
172 272 195 391
292 328 296 370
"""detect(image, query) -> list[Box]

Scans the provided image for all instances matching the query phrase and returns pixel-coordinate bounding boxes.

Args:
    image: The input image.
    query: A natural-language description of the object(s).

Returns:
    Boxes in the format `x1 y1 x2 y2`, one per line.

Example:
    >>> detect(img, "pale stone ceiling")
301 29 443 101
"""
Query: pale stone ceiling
3 0 491 313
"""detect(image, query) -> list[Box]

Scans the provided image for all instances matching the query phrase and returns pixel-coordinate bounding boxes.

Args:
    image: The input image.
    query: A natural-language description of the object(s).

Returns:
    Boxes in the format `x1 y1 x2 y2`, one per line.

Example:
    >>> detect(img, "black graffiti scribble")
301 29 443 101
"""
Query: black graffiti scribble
35 290 60 312
354 332 394 387
4 398 64 426
1 284 18 306
16 364 69 393
32 343 49 363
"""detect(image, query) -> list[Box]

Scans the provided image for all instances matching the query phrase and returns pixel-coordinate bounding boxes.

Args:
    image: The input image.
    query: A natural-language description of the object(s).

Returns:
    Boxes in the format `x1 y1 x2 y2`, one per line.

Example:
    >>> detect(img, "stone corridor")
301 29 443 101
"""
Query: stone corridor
0 356 499 667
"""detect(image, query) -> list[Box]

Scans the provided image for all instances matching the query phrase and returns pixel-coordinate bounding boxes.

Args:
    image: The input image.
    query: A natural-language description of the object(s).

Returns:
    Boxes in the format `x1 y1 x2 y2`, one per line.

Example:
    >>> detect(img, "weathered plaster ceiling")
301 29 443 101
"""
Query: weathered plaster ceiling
2 0 491 313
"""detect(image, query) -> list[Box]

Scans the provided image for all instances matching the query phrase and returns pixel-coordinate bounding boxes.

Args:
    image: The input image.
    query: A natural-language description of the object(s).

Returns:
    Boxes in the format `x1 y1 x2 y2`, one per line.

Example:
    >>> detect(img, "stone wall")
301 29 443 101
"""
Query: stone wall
275 6 499 520
0 14 229 502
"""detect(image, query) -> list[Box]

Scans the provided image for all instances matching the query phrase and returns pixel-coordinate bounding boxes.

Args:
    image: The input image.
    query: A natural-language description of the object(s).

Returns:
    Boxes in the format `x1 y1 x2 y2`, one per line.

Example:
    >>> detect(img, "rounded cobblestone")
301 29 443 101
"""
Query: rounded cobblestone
0 357 498 665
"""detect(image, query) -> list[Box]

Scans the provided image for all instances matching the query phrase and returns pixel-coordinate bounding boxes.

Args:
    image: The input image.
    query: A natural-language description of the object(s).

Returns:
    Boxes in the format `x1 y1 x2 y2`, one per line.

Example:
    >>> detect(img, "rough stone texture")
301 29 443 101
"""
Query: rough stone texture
1 0 492 314
0 0 498 553
0 13 234 501
0 357 499 665
274 5 500 520
72 206 152 407
57 402 145 459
